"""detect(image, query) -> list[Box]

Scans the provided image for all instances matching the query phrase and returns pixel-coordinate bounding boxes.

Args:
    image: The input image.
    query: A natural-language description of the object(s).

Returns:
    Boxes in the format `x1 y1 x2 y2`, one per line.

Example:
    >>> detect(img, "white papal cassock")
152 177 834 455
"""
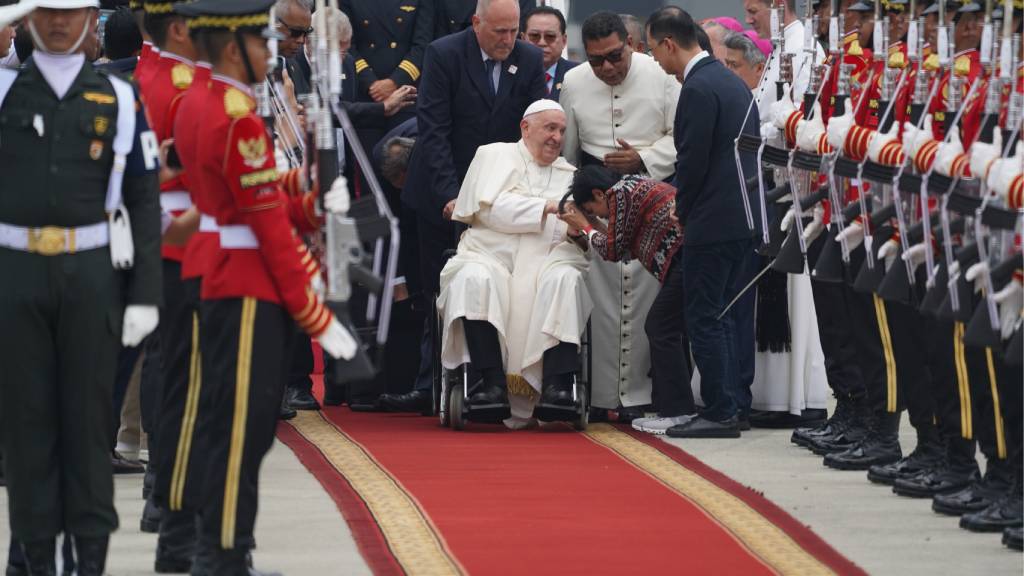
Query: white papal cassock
558 52 679 410
437 141 592 419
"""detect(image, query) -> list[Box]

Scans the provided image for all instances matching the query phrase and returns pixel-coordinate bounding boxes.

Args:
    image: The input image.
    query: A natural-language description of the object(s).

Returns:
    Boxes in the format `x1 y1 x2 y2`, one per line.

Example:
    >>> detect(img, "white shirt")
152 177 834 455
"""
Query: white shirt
33 51 85 100
683 50 709 81
480 48 501 92
0 39 17 69
559 52 681 181
756 19 825 122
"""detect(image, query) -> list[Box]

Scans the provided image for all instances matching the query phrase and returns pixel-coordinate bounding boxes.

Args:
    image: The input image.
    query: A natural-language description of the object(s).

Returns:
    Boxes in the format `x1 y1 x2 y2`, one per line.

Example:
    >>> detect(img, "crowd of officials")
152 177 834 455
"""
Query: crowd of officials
0 0 1021 574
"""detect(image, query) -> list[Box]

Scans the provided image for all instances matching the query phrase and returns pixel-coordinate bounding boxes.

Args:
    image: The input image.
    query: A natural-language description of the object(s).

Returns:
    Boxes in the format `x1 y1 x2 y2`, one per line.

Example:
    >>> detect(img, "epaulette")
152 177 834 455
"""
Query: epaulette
923 53 940 72
888 51 906 69
171 63 193 90
953 54 971 77
224 87 253 118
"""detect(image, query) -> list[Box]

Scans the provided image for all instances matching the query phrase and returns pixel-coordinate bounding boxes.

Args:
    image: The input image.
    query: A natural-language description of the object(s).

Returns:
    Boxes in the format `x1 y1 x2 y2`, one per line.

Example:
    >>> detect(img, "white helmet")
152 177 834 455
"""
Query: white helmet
27 0 100 55
0 0 39 29
34 0 99 8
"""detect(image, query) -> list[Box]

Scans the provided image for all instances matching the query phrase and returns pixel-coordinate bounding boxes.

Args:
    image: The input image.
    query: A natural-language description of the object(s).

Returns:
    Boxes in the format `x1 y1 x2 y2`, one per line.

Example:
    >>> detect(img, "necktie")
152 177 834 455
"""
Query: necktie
545 72 553 95
485 59 497 95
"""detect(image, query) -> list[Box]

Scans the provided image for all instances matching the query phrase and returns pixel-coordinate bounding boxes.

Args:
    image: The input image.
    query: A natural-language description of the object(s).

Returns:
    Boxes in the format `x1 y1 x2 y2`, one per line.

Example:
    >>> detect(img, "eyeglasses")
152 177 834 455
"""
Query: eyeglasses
277 18 314 38
646 36 670 56
526 31 562 44
586 44 626 67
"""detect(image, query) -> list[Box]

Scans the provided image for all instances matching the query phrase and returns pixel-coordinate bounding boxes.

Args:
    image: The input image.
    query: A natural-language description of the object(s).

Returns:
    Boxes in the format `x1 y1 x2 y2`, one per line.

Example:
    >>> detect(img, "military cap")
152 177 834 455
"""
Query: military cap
175 0 281 38
882 0 908 13
36 0 98 7
142 0 187 16
922 0 960 14
848 0 874 12
956 0 981 13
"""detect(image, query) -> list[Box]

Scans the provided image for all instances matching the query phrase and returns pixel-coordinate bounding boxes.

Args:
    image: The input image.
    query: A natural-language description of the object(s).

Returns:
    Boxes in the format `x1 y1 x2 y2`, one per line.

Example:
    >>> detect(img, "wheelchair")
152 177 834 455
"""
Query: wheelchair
429 252 592 431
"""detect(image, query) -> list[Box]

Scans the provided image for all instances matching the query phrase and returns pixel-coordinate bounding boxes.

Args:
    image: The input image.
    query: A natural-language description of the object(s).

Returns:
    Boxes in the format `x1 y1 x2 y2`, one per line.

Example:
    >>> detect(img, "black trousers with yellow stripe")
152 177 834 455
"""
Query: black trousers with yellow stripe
964 341 1019 465
195 297 293 552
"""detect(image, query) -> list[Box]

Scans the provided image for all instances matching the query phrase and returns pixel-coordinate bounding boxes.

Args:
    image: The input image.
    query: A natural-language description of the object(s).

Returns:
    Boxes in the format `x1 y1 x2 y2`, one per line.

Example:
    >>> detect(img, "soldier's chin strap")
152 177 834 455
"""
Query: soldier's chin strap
235 29 261 85
27 8 93 56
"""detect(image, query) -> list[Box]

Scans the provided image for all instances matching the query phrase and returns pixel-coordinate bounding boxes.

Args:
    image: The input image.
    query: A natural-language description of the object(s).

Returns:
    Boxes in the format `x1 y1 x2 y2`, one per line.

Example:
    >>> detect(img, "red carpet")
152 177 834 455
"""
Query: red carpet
278 380 864 576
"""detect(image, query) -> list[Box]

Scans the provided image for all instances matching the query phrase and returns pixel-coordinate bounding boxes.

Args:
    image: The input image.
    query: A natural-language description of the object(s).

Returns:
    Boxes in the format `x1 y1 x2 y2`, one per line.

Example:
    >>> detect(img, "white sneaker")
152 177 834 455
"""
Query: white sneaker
636 415 696 435
630 416 657 432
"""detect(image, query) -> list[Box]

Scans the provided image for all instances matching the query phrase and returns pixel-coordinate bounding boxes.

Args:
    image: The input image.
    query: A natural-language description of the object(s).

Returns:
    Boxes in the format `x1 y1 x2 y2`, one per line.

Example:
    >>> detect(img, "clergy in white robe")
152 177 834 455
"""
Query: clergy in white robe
437 102 592 420
558 44 679 414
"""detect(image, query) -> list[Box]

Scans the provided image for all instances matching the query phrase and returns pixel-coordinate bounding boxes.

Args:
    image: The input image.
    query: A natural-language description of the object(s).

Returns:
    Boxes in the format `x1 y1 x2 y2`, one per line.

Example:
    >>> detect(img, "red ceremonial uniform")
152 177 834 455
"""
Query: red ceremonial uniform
136 42 160 97
140 51 195 261
820 31 877 127
198 75 332 337
927 48 984 144
997 63 1024 130
174 62 217 281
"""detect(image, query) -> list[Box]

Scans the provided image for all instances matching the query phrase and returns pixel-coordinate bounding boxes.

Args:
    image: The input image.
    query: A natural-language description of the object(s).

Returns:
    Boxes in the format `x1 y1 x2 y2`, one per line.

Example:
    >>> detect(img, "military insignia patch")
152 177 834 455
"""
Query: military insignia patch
89 139 104 160
224 88 253 118
83 92 116 105
94 116 110 136
172 63 194 89
400 5 416 11
238 137 269 169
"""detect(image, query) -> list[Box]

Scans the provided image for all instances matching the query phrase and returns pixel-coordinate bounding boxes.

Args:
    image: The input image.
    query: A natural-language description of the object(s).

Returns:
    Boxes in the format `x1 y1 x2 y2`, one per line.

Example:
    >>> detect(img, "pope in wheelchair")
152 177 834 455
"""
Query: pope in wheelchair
437 100 592 426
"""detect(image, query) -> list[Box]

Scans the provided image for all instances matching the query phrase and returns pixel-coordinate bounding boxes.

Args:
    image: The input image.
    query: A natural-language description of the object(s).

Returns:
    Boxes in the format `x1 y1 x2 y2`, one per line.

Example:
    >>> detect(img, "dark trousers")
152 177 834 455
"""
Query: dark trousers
810 280 866 400
416 215 457 296
888 302 936 430
929 320 983 470
288 329 315 394
728 249 760 416
462 320 577 384
680 239 752 421
0 248 120 541
152 270 201 512
847 291 896 415
644 254 693 417
195 297 292 551
966 342 1018 463
413 317 433 392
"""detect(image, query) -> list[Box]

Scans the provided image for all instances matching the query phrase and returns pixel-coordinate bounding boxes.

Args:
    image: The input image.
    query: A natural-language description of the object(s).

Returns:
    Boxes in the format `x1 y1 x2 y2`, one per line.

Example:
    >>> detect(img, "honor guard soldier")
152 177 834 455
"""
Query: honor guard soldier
130 0 160 92
341 0 433 106
0 0 163 574
181 0 355 572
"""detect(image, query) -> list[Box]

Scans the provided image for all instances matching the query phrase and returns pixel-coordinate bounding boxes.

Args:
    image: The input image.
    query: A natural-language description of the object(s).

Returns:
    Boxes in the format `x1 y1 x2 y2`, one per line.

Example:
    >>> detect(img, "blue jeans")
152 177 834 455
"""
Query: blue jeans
680 239 753 421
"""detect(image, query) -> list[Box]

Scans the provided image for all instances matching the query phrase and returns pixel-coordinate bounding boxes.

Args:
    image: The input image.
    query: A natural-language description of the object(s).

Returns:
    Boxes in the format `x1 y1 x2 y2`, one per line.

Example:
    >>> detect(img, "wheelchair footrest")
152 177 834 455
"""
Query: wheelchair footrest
464 403 512 422
533 402 582 423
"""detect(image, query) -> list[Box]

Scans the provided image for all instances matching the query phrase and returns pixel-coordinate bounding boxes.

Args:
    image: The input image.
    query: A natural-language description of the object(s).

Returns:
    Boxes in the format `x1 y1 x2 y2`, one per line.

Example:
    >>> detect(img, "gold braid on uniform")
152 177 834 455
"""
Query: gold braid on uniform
188 14 270 31
144 2 176 14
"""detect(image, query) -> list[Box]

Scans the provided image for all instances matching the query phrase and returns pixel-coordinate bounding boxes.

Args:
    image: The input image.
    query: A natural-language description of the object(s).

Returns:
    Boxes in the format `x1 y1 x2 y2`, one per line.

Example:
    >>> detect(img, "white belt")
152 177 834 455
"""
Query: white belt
0 221 109 255
219 225 259 249
160 191 193 212
199 214 219 233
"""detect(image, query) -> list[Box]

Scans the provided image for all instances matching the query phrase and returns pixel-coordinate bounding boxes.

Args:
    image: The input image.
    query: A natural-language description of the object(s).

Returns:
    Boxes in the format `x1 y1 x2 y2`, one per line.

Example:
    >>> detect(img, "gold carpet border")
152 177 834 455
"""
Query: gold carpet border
290 411 462 576
584 424 836 576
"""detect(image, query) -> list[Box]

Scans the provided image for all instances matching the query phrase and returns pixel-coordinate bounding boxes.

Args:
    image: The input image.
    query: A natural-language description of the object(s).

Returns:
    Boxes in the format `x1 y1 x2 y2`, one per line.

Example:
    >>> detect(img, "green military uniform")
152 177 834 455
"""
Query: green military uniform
0 55 161 548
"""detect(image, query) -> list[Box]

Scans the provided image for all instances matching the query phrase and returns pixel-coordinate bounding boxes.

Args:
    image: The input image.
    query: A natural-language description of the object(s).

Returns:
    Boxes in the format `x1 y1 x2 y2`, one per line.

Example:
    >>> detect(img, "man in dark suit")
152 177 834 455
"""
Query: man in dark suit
380 0 546 412
646 6 760 438
521 4 576 100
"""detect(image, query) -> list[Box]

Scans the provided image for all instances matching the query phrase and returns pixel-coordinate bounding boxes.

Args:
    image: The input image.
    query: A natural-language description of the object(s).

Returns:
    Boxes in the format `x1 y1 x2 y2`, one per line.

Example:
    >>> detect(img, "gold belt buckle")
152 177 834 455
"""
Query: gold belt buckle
28 226 67 256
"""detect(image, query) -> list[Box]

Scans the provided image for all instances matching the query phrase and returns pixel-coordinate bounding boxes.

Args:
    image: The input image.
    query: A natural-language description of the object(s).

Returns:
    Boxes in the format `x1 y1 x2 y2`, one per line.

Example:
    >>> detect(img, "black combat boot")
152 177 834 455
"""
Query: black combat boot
1003 526 1023 551
868 422 942 484
19 539 55 576
933 458 1014 516
73 535 108 576
143 462 156 500
809 402 872 455
141 497 162 533
893 435 978 498
155 510 197 573
792 394 855 448
960 472 1023 532
825 411 902 470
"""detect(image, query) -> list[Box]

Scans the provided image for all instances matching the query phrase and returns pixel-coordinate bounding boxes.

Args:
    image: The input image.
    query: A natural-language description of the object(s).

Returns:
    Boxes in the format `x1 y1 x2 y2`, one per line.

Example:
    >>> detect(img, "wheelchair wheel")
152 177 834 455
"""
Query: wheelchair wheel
573 381 588 432
439 366 451 428
449 381 466 431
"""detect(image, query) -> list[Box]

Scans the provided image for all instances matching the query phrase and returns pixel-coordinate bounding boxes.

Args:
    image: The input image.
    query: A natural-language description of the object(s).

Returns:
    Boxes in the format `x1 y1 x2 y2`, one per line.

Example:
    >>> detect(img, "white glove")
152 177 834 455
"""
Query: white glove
969 131 1001 182
319 317 358 360
836 220 865 250
877 238 900 271
760 119 779 141
310 272 325 299
867 122 900 164
965 260 989 294
826 106 854 152
902 115 934 159
770 86 797 130
948 260 961 280
994 278 1023 340
796 103 828 153
989 147 1024 202
275 146 289 174
803 203 825 244
933 129 964 177
122 305 159 347
324 176 351 214
902 242 930 272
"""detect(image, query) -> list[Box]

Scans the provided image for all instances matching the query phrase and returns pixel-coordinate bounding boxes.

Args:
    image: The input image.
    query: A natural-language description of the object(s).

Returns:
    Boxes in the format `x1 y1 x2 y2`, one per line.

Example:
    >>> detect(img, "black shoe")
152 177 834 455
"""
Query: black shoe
825 436 902 470
868 446 941 485
155 549 192 574
960 492 1024 533
666 415 741 438
143 465 156 500
111 451 145 474
378 389 431 413
286 387 320 411
141 498 162 533
614 406 645 424
278 398 297 421
750 409 827 429
20 540 55 576
469 382 509 407
588 408 610 423
1003 526 1023 551
737 415 751 431
539 380 573 406
893 467 977 498
323 384 346 407
933 465 1013 516
73 535 108 576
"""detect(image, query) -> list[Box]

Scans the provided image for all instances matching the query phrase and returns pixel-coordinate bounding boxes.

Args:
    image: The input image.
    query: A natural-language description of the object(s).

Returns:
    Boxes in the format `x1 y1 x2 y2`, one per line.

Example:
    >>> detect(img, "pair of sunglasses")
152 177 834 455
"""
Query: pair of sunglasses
526 31 562 44
586 45 626 67
277 18 314 38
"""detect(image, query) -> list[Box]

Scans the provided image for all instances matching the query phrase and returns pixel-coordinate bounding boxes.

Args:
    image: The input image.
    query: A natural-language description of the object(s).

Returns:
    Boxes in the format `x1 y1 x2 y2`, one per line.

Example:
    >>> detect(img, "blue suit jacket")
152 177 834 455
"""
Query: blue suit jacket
402 28 547 225
673 56 761 246
548 57 577 101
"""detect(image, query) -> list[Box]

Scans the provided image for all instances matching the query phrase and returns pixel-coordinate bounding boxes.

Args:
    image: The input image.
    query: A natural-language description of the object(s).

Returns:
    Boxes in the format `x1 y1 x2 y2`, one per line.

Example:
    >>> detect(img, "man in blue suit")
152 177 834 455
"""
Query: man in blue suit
381 0 546 412
646 6 760 438
521 5 576 100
